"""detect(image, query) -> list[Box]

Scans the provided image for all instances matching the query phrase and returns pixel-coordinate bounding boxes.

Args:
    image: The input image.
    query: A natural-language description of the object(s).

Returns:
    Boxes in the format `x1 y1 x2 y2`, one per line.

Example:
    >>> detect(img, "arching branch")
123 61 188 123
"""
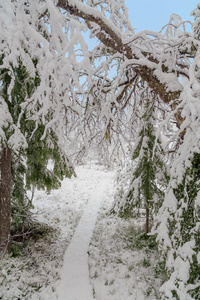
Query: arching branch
57 0 182 104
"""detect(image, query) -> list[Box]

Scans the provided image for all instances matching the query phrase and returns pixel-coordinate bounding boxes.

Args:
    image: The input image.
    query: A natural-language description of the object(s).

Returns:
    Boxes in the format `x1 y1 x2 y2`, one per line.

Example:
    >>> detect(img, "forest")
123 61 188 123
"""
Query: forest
0 1 200 299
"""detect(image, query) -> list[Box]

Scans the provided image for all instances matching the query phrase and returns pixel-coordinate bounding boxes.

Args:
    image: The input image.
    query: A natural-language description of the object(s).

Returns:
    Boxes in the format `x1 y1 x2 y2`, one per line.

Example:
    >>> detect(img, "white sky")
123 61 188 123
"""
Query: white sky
125 0 198 32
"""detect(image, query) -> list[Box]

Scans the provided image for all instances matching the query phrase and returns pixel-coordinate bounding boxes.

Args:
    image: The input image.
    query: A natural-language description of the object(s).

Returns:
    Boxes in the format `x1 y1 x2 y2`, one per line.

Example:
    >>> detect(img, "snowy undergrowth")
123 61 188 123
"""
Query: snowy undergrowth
0 226 65 300
0 163 102 300
89 200 163 299
1 162 163 300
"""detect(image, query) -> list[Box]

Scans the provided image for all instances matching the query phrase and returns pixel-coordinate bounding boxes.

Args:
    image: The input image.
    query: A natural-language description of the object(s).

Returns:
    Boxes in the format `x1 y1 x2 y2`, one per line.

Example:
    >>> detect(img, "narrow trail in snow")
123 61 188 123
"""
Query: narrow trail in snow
56 171 112 300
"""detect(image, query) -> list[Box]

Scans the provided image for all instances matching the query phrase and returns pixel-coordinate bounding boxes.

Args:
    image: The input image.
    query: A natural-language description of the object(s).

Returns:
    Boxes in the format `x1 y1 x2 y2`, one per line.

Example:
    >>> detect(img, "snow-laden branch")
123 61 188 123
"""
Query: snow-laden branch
0 0 94 159
57 0 195 105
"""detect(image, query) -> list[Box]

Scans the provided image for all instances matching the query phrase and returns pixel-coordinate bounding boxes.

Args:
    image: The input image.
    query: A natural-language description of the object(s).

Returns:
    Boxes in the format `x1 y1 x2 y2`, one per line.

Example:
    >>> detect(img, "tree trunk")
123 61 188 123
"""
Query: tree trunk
146 207 150 237
0 148 12 255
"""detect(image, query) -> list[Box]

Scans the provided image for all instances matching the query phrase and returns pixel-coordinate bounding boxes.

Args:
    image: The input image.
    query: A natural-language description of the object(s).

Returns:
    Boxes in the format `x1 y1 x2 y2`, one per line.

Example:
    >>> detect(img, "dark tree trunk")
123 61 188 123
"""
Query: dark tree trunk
146 207 150 237
0 148 12 255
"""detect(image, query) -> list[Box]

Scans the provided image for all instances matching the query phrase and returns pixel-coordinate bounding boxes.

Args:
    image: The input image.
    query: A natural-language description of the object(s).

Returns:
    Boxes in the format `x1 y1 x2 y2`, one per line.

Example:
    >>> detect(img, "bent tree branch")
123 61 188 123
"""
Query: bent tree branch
57 0 182 105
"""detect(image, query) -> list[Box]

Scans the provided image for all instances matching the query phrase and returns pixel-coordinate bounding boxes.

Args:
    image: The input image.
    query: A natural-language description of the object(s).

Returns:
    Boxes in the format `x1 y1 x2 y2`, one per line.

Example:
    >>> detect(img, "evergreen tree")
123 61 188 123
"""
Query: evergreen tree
0 59 74 241
152 7 200 299
173 153 200 299
153 153 200 300
117 93 169 235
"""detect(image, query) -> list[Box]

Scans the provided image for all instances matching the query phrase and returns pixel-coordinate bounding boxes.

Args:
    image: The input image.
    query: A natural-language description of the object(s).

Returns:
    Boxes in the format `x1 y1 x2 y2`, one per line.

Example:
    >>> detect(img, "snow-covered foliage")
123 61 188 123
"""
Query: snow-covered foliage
1 0 200 298
152 152 200 299
0 0 93 161
151 6 200 298
0 0 194 160
113 91 169 225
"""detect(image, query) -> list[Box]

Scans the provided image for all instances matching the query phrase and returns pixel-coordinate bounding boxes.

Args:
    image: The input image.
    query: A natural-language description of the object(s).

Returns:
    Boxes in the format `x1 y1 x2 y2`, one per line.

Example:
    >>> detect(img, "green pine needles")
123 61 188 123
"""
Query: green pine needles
0 58 74 235
166 153 200 299
25 123 74 193
117 95 169 235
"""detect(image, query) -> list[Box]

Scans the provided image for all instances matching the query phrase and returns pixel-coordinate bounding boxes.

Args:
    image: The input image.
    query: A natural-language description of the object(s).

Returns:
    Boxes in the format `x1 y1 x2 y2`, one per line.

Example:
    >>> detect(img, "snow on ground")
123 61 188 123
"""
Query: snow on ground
0 162 161 300
88 213 161 300
55 167 113 300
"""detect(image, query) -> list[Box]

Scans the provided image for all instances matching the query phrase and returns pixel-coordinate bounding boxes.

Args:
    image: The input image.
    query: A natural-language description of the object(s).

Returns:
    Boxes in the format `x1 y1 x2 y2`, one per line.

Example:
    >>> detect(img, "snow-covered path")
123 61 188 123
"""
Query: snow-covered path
1 163 160 300
56 169 113 300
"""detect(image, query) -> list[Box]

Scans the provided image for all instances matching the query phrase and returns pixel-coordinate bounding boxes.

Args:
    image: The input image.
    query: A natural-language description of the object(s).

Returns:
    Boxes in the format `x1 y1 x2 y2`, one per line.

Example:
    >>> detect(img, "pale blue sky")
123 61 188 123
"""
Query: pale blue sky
125 0 198 32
